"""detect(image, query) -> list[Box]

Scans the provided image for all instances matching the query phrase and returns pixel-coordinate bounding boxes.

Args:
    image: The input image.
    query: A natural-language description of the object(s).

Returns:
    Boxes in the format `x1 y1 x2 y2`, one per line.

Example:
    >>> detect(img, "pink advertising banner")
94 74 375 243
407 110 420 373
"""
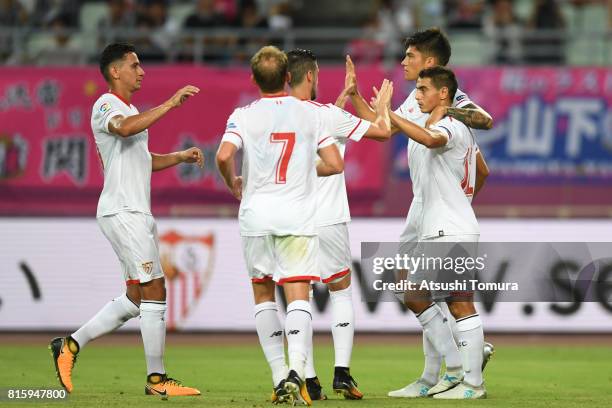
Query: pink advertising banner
1 66 611 217
0 66 387 216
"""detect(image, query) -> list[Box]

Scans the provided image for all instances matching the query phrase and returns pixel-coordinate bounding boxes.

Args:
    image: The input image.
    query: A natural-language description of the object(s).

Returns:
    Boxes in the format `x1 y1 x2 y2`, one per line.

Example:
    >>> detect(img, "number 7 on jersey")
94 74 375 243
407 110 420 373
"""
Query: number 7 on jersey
270 132 295 184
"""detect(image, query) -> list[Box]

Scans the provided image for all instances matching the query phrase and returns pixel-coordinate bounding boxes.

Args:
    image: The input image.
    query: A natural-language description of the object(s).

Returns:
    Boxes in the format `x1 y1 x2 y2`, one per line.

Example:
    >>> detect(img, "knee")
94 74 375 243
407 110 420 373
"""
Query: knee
140 277 166 301
447 301 476 319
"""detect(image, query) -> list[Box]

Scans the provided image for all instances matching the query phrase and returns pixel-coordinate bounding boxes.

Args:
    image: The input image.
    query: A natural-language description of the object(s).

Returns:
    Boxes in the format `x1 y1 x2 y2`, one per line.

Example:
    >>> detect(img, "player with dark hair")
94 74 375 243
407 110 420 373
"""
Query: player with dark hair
345 27 493 399
393 65 487 399
49 42 202 397
216 45 347 406
286 48 392 401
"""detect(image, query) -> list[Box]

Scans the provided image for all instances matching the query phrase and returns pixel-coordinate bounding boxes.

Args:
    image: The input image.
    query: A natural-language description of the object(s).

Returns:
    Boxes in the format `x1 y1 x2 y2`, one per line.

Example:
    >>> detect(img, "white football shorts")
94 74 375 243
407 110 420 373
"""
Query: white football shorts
242 235 320 285
97 211 164 285
318 223 352 284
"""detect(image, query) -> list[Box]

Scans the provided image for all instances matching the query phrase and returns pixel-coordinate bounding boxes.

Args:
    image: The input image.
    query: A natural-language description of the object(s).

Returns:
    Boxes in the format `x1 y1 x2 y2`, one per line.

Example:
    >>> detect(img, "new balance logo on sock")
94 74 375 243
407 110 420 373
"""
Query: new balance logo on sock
335 322 350 327
287 330 300 335
270 331 283 338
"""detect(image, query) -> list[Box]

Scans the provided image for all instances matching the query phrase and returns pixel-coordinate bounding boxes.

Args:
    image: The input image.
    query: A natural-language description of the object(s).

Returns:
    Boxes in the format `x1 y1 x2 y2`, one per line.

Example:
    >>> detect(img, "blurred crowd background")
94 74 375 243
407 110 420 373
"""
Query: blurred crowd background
0 0 611 66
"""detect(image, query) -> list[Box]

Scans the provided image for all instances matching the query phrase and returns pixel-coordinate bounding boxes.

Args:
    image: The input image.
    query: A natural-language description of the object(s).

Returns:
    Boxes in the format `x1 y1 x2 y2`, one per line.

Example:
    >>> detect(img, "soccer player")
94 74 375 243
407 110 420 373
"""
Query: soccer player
49 42 202 397
215 45 346 406
391 65 487 399
345 28 494 398
285 48 392 401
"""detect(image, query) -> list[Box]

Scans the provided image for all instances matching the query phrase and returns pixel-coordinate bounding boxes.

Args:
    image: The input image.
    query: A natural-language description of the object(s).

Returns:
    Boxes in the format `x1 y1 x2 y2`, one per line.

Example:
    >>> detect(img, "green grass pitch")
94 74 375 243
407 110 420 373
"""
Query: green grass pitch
2 341 611 407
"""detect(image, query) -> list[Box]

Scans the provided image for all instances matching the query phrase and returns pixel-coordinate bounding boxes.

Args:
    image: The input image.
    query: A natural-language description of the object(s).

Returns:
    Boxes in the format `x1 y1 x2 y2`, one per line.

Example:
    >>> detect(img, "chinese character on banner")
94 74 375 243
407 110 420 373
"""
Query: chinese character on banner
42 137 87 184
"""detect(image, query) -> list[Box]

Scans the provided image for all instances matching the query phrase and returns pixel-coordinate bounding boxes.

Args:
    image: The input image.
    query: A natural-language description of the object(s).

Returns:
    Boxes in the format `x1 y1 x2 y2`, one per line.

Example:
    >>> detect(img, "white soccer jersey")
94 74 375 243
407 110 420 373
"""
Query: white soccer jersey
221 95 335 237
394 88 473 202
314 102 371 227
91 93 152 217
419 116 479 238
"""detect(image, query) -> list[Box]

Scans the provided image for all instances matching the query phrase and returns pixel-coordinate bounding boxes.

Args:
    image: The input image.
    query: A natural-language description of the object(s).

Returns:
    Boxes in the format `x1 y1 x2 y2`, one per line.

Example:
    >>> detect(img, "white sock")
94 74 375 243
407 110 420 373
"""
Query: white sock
140 301 166 375
440 302 460 345
254 301 288 385
330 285 354 368
456 314 484 386
305 330 316 379
420 334 441 385
416 304 462 372
71 293 140 349
305 290 317 379
285 300 312 380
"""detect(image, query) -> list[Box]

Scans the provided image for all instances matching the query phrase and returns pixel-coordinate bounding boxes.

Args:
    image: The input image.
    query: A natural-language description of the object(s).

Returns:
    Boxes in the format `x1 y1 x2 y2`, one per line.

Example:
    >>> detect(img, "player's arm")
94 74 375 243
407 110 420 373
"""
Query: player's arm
391 107 449 148
446 103 493 130
216 142 242 200
316 144 344 176
474 149 490 197
108 85 199 137
151 147 204 172
344 55 401 135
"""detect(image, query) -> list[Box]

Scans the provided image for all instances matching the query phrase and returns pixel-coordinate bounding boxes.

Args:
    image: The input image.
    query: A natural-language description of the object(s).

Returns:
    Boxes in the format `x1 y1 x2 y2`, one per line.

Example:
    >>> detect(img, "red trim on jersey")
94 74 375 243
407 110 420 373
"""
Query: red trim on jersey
305 100 329 108
251 276 273 283
277 275 321 285
125 279 140 285
110 91 132 108
225 130 243 142
322 268 350 283
346 119 363 138
261 91 288 98
318 136 332 146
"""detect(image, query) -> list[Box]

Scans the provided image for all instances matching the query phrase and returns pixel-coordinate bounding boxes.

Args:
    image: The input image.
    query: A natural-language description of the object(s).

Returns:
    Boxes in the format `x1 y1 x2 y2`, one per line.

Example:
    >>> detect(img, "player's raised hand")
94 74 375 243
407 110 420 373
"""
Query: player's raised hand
377 79 393 109
231 176 243 201
345 55 358 95
167 85 200 108
179 147 204 167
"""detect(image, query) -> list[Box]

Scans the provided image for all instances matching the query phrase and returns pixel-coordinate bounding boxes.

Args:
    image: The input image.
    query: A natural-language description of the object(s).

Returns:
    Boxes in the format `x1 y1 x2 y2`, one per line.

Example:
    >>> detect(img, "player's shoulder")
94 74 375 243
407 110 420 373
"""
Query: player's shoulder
434 115 463 130
92 93 117 115
453 88 471 107
299 99 332 111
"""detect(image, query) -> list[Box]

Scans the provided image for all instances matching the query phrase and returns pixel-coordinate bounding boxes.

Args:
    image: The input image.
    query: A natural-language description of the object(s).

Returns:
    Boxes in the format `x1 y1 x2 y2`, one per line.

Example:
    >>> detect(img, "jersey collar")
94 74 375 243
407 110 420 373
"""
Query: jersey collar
110 91 132 108
261 91 288 98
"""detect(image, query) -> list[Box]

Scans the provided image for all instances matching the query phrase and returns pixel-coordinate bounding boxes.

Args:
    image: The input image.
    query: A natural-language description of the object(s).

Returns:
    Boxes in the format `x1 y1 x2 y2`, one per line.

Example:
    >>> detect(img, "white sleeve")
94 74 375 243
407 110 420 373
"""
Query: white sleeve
94 95 123 134
430 117 457 149
220 110 243 149
453 88 473 109
328 104 371 142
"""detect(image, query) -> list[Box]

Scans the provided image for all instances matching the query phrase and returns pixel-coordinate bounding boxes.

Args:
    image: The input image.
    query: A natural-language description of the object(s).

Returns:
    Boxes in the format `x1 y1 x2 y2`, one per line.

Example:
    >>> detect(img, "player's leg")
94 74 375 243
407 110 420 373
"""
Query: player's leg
49 215 142 393
389 210 445 398
282 280 314 406
404 296 463 381
303 287 325 400
433 236 485 399
244 235 289 403
317 223 360 399
433 300 486 399
119 213 199 397
275 235 319 406
327 274 363 400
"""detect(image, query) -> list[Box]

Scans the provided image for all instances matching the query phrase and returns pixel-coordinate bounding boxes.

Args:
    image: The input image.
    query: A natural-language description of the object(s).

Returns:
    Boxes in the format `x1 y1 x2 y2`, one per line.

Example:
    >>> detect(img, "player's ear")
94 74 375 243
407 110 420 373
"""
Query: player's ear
424 55 436 68
110 63 120 81
250 74 257 86
440 86 449 101
286 71 291 85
